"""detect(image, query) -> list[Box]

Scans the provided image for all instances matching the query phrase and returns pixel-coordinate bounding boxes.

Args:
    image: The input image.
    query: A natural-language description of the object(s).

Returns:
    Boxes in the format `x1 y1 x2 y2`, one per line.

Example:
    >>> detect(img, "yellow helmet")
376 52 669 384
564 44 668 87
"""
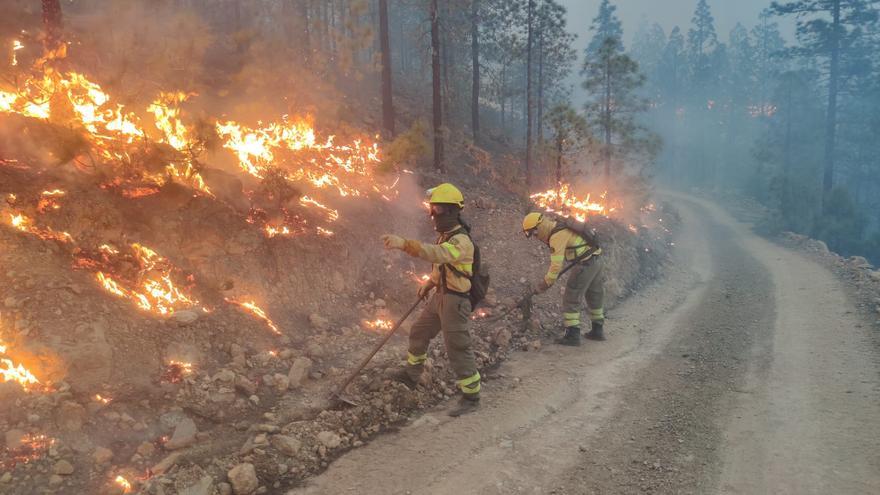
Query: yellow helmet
427 183 465 208
522 212 544 232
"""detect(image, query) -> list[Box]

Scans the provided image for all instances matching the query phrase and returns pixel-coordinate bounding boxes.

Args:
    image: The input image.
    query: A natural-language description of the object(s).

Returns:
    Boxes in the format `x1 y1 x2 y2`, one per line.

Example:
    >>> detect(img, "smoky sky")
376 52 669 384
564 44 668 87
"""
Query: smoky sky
558 0 796 103
560 0 795 44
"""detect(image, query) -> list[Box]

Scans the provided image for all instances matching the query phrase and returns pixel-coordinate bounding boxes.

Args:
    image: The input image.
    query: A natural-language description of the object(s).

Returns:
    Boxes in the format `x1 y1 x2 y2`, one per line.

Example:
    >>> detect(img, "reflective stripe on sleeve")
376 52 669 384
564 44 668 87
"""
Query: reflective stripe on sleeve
407 352 428 366
441 242 461 259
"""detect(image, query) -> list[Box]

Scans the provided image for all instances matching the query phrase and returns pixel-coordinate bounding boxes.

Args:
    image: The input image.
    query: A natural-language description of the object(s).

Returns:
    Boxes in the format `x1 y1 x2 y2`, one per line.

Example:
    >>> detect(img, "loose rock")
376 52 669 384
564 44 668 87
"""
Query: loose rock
165 417 198 450
227 463 259 495
288 357 313 388
316 431 341 449
53 459 75 475
270 435 302 457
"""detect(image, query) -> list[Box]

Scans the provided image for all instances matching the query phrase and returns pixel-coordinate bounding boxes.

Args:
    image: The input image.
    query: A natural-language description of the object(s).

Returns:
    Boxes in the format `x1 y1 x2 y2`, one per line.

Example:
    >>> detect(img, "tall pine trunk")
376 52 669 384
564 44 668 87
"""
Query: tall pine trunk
525 0 535 193
823 0 841 206
471 0 480 143
537 30 545 148
430 0 444 172
603 55 612 179
378 0 395 135
302 0 312 67
441 2 450 122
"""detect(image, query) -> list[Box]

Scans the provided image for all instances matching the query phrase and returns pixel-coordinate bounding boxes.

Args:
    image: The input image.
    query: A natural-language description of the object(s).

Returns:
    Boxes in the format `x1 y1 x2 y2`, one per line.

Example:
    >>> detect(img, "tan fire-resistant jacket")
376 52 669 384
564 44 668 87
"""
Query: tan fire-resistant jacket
536 219 600 286
403 226 474 294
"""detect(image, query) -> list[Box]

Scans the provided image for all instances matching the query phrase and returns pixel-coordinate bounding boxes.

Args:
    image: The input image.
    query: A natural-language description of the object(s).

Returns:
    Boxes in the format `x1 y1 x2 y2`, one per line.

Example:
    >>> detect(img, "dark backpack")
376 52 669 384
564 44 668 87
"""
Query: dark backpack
441 230 490 309
550 215 610 250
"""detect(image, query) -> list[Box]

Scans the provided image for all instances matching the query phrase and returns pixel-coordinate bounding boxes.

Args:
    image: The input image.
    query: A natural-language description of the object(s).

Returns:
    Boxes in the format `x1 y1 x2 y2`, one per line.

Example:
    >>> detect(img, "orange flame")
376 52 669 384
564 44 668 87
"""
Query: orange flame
114 475 132 493
530 184 615 221
225 299 281 335
6 211 73 243
94 243 198 316
0 339 41 391
364 318 394 332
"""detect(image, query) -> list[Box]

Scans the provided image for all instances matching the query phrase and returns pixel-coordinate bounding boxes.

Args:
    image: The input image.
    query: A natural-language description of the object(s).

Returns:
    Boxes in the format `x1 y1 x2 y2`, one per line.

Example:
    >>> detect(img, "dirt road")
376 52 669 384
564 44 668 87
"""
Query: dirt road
291 195 880 495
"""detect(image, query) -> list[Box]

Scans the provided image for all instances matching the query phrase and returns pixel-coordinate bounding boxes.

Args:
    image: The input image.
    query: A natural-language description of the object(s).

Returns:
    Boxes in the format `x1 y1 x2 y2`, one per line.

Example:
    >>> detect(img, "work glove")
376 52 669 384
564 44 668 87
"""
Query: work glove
381 234 405 250
531 279 551 295
417 281 436 299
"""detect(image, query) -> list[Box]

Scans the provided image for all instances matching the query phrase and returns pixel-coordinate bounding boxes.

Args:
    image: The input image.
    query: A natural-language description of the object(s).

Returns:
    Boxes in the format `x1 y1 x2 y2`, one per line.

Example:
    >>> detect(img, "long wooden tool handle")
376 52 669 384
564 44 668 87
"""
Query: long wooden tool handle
333 295 426 396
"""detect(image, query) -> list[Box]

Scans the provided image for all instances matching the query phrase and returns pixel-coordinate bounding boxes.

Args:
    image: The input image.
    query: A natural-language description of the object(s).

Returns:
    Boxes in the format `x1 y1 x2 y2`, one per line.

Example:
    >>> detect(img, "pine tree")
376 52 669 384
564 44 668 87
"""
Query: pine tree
771 0 880 204
582 34 655 179
545 103 590 190
585 0 623 57
751 9 787 109
687 0 719 86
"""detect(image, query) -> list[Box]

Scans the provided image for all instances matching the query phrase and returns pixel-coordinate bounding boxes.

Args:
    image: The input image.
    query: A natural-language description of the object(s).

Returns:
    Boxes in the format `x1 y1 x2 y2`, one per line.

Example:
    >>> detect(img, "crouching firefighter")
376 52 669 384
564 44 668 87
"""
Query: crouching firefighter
522 212 605 346
381 183 486 417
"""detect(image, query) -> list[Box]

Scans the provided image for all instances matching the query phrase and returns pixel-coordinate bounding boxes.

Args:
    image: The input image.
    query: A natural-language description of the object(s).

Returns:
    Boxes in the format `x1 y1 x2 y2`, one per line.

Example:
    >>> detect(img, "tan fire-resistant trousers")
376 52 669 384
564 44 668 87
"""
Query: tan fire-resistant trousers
562 256 605 328
405 292 481 396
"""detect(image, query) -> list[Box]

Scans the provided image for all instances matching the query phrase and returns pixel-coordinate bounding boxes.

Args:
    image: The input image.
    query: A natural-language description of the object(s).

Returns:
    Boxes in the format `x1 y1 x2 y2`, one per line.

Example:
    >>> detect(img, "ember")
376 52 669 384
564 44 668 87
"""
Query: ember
161 360 193 384
37 189 65 212
1 433 54 469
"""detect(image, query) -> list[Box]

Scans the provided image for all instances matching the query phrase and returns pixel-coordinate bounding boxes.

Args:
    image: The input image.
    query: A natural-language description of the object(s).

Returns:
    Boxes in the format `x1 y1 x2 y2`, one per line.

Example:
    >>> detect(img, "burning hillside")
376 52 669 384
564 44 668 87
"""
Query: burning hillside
0 4 677 495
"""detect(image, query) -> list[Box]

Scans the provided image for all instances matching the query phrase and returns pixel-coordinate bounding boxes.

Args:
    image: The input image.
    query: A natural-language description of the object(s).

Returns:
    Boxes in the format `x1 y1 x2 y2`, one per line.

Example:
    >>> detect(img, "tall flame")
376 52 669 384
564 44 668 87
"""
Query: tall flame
0 339 41 390
530 184 615 222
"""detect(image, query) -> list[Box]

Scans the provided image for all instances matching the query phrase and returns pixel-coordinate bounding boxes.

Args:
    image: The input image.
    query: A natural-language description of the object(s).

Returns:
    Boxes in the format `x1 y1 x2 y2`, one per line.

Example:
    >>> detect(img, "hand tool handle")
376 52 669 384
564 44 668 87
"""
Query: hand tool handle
333 294 427 397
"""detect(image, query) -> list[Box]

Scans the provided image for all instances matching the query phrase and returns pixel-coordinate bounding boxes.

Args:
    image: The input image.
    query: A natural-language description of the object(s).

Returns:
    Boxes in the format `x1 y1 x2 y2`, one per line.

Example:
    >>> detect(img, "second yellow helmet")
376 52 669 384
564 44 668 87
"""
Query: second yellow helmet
522 212 544 231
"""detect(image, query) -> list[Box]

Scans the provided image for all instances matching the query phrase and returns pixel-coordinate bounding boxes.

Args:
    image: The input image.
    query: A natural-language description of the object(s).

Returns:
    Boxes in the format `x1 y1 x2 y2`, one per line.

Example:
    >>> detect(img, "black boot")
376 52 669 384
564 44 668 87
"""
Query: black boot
557 326 581 347
585 321 605 341
392 366 422 389
448 394 480 417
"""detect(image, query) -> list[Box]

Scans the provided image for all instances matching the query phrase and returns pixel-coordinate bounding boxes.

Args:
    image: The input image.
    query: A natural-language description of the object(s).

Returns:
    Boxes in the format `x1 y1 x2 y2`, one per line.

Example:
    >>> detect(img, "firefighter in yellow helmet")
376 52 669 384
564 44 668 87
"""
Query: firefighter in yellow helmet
522 212 605 346
381 183 481 416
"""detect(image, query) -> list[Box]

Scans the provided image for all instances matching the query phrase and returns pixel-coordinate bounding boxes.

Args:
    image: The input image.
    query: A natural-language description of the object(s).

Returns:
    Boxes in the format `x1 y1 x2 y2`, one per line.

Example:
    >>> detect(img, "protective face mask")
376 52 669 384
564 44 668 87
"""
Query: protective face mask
431 209 460 233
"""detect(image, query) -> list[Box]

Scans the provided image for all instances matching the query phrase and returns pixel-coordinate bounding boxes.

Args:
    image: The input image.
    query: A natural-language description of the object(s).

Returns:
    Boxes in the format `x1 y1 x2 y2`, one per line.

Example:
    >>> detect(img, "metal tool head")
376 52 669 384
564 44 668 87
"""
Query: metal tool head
328 390 359 408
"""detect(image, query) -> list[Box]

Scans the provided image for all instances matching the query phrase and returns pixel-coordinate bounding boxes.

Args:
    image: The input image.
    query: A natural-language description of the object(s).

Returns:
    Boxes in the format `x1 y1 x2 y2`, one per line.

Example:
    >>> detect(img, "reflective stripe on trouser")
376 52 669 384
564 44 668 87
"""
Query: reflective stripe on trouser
458 371 481 395
562 257 605 327
407 352 428 366
407 292 480 396
563 312 580 327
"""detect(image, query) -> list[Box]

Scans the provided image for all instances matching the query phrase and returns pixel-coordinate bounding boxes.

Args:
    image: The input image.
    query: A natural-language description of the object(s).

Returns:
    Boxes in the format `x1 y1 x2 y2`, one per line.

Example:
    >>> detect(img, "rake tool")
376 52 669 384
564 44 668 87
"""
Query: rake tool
329 293 428 407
